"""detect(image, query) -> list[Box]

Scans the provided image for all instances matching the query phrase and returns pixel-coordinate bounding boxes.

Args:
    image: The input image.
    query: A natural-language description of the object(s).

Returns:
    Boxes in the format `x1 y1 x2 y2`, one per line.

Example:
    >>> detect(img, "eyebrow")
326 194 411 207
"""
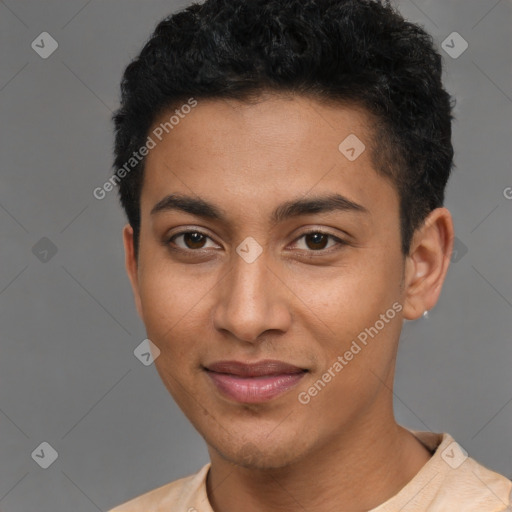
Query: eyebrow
150 193 369 223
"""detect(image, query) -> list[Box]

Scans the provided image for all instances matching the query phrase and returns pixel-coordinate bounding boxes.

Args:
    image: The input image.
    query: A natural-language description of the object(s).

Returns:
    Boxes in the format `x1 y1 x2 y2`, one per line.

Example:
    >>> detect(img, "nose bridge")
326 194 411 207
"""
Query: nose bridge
213 246 288 342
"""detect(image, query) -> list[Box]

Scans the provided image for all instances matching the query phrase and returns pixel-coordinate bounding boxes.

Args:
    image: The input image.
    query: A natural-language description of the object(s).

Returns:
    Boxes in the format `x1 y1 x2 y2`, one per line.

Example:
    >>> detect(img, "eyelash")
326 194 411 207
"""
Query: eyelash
165 228 347 256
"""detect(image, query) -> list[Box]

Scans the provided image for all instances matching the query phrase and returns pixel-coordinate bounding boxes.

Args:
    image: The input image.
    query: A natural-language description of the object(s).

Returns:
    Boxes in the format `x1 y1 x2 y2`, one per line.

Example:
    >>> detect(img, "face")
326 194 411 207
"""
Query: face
123 94 433 469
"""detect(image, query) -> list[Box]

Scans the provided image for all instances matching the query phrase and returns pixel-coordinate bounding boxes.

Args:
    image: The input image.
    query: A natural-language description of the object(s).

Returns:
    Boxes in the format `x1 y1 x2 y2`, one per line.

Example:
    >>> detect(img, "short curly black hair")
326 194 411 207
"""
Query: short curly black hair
112 0 455 258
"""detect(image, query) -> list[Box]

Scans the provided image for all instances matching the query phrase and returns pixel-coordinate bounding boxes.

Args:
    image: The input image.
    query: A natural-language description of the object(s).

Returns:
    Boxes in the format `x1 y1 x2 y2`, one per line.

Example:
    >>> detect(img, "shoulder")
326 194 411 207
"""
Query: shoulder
441 455 512 510
108 463 211 512
374 430 512 512
414 430 512 511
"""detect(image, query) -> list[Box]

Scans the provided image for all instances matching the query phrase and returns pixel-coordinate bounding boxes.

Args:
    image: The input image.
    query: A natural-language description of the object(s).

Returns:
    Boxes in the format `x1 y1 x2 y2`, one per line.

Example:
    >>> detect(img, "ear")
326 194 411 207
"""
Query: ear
402 207 454 320
122 224 143 320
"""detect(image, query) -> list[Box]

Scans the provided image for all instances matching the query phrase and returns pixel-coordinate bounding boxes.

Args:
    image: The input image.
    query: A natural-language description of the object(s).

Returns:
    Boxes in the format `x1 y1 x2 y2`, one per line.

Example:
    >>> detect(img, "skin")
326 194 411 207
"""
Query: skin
123 93 454 512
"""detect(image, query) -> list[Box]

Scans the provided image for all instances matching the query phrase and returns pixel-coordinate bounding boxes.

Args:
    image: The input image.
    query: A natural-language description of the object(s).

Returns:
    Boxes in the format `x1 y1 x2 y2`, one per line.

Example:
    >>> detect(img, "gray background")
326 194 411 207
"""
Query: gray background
1 0 511 510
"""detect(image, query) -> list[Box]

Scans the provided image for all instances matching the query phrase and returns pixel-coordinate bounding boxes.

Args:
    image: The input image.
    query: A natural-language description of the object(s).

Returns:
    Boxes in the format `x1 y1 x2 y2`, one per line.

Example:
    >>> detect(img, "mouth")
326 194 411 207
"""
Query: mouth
204 360 308 403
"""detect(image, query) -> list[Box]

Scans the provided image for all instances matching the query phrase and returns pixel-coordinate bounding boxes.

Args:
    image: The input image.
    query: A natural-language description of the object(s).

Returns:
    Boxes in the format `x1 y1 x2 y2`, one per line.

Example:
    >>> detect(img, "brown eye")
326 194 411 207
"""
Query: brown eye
167 230 218 251
293 230 345 252
182 232 207 249
304 232 329 250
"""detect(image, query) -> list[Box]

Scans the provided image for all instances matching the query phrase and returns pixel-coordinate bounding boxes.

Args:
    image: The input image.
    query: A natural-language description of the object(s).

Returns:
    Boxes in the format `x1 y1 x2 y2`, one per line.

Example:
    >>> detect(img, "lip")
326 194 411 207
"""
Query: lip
204 359 307 403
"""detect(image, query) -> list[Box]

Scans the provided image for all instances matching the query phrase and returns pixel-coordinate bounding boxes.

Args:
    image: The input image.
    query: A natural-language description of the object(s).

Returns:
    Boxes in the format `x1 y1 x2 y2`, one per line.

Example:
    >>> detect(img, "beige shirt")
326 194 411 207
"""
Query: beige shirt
109 430 512 511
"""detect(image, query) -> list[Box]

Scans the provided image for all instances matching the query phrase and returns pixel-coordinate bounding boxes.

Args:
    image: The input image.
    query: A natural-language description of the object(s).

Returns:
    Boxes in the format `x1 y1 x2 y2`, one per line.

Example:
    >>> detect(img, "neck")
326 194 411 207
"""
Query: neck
206 414 432 512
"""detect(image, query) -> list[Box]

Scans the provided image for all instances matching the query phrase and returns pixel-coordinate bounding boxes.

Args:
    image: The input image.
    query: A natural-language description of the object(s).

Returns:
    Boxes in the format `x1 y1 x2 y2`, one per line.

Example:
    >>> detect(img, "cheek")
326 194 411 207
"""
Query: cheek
139 276 176 333
296 308 402 430
296 252 402 333
137 271 190 361
138 271 203 403
138 254 201 325
136 260 222 378
294 251 403 396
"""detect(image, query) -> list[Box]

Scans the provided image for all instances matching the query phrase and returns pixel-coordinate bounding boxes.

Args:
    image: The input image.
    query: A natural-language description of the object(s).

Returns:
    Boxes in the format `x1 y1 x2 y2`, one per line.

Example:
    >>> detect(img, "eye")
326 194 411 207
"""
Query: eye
165 228 347 255
166 230 219 251
291 230 347 252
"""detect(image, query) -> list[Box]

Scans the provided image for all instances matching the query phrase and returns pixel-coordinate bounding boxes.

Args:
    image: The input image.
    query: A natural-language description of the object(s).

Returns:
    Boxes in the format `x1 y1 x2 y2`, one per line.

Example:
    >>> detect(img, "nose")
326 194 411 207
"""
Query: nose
212 250 292 344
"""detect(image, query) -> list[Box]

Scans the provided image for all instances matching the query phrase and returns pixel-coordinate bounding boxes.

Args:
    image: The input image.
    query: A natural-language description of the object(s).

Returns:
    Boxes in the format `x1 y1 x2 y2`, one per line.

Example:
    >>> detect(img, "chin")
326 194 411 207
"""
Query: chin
209 432 310 470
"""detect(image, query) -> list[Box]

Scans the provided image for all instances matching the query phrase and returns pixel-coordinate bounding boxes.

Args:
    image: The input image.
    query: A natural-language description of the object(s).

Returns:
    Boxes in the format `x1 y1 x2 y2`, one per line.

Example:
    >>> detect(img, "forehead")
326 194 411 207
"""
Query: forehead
141 94 398 225
148 94 373 162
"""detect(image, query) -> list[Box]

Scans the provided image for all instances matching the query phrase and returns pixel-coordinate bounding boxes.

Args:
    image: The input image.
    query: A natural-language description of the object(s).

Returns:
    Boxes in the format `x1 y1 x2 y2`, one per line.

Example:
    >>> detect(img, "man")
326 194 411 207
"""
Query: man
108 0 512 510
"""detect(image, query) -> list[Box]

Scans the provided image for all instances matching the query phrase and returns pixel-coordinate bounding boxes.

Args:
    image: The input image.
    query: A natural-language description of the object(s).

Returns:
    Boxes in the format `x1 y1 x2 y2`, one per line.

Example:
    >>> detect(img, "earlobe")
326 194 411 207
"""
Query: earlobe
401 208 454 320
122 224 144 320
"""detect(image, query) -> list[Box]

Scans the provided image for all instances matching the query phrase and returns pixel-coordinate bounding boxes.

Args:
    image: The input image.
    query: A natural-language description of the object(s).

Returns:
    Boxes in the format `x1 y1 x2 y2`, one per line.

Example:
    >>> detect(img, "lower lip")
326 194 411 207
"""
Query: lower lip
206 371 306 403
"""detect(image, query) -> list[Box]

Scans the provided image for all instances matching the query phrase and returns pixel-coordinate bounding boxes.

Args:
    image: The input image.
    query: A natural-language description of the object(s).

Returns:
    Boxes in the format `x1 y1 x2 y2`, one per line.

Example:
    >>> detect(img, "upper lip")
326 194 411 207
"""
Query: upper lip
205 359 306 377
